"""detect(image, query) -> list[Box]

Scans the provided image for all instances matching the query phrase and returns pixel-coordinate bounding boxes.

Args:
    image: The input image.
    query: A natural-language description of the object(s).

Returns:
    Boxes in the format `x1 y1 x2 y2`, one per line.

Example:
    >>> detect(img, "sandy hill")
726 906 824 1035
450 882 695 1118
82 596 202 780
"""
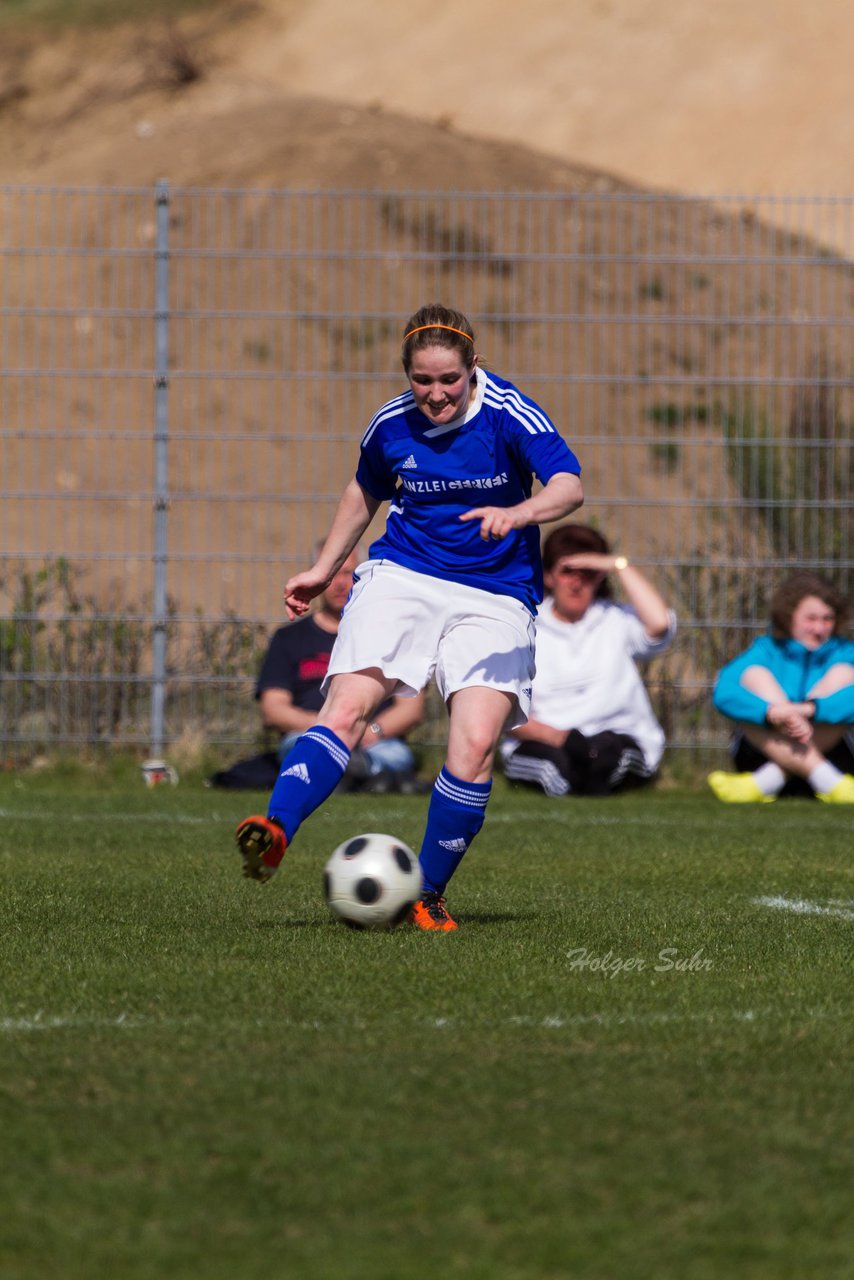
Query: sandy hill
2 3 851 613
2 0 852 198
1 1 851 750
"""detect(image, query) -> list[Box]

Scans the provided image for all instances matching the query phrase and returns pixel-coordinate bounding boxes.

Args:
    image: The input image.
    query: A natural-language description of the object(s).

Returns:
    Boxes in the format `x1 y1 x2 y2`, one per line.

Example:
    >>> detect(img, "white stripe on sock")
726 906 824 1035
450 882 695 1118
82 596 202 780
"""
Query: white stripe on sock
303 728 350 772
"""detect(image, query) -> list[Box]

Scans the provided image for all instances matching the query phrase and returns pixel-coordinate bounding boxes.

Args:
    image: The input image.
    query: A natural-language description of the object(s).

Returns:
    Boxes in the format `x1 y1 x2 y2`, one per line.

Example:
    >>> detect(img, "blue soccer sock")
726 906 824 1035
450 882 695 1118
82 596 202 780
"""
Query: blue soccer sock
267 726 350 845
418 765 492 895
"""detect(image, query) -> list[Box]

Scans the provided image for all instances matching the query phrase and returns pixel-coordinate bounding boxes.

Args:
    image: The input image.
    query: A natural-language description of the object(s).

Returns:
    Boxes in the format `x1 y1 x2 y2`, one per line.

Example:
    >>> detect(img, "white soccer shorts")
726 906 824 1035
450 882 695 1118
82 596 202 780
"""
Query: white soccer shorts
322 559 535 727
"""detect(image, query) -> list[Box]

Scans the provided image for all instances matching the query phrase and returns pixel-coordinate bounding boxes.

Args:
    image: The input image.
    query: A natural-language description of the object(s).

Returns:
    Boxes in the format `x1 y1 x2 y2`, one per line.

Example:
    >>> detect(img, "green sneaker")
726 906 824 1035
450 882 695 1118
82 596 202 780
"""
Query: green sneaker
707 771 776 804
816 774 854 804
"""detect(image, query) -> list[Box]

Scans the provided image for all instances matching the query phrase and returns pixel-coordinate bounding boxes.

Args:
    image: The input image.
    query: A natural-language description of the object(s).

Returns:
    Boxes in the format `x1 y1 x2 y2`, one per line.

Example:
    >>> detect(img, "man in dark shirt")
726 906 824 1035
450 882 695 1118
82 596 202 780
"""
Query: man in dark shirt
256 548 427 791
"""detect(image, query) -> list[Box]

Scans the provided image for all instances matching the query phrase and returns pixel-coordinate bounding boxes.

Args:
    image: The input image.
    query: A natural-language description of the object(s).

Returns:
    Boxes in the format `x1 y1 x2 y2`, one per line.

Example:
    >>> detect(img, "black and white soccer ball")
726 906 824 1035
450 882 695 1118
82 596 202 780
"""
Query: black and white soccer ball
323 832 420 929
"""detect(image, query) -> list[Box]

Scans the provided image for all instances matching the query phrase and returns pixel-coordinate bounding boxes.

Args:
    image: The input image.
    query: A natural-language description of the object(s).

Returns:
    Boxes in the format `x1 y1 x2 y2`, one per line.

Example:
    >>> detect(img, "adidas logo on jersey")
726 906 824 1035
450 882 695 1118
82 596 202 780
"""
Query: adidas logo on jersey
281 762 310 783
438 837 468 853
400 454 418 470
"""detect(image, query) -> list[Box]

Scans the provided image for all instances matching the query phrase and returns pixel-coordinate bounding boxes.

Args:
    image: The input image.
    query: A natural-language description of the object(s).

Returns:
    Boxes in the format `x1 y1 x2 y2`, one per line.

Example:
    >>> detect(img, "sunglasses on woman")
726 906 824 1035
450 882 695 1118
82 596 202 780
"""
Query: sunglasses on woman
553 564 599 579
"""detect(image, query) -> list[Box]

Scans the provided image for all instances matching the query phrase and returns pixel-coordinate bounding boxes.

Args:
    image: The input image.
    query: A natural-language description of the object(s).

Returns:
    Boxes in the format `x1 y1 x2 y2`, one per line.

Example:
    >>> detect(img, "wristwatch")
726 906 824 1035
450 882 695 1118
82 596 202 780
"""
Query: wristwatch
368 722 384 737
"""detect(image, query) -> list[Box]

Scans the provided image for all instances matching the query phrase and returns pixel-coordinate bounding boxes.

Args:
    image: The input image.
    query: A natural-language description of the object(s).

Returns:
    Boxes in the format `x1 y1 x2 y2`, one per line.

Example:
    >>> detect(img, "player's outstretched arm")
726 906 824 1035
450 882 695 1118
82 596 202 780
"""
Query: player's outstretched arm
284 479 381 619
460 471 583 541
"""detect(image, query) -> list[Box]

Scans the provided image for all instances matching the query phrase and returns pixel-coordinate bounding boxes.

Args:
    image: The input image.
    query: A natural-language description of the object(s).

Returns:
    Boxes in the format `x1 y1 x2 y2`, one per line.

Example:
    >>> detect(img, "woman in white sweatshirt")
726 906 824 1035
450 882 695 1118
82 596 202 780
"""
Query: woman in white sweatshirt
501 523 676 797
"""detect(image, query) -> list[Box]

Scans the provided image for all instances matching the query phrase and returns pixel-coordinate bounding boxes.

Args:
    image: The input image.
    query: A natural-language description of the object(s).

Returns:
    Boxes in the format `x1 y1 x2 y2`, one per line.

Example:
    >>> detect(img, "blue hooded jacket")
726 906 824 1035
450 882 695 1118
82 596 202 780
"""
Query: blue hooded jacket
713 633 854 726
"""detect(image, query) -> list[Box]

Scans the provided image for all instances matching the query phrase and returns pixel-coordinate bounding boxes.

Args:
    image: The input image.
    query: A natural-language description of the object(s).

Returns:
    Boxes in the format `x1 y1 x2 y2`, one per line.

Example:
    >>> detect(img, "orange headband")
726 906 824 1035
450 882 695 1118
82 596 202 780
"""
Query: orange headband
403 323 475 345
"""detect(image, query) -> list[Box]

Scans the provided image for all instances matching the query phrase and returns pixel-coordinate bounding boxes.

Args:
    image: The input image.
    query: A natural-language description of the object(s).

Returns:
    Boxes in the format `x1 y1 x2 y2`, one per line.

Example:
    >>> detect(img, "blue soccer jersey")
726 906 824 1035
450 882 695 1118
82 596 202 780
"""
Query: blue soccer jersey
355 368 581 612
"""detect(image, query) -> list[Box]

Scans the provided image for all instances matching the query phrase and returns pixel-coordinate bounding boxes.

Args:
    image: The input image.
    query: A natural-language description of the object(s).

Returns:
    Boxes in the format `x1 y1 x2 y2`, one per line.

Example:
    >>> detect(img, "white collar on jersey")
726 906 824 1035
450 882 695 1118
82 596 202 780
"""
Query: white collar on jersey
421 367 486 438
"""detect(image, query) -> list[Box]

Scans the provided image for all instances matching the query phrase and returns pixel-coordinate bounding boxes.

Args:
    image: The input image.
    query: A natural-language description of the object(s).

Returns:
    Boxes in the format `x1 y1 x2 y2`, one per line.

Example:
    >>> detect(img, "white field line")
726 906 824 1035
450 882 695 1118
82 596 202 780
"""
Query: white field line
0 808 214 825
0 1005 845 1036
0 806 850 835
752 894 854 921
489 810 854 832
1 1013 142 1032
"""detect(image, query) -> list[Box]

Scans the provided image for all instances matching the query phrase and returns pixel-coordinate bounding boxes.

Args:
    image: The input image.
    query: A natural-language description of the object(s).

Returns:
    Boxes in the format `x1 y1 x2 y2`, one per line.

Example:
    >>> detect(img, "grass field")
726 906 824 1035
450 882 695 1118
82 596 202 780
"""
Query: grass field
0 0 219 28
1 770 852 1279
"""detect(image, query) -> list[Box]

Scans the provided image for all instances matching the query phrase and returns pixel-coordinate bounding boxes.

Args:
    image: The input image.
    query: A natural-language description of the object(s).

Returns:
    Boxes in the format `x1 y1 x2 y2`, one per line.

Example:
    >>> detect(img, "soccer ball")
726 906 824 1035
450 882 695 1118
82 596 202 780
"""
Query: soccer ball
323 832 421 929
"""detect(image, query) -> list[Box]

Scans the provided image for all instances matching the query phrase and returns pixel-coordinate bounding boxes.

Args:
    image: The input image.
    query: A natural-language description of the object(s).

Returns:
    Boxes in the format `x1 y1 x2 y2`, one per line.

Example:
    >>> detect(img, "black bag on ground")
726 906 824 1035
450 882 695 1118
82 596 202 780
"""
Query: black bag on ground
207 751 281 790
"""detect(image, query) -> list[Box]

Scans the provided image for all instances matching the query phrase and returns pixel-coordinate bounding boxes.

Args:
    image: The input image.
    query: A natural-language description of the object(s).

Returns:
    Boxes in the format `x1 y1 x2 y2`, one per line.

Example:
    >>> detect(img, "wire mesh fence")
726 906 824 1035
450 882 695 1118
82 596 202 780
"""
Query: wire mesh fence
1 185 851 764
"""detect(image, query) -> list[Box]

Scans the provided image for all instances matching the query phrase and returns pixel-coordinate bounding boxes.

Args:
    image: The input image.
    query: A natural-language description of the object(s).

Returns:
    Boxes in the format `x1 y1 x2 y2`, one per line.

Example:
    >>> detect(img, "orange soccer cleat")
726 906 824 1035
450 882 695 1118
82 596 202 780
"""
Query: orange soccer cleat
409 891 459 932
235 815 287 883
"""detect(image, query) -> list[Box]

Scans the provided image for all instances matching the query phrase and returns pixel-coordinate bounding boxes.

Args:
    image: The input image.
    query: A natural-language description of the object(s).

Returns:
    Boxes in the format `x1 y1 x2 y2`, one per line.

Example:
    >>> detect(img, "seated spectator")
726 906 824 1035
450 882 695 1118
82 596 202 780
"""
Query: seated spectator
256 545 427 793
708 571 854 803
501 523 676 796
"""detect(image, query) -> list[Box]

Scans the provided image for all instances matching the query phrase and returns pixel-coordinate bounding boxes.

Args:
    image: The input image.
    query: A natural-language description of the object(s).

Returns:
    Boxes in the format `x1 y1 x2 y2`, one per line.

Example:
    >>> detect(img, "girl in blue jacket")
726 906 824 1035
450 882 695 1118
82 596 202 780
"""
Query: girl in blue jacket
709 572 854 803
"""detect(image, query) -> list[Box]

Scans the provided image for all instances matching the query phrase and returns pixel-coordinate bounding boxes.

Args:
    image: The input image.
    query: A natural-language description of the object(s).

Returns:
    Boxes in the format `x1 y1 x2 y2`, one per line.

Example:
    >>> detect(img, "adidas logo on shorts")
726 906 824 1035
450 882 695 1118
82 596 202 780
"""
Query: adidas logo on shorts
438 837 468 853
400 454 418 470
281 762 310 783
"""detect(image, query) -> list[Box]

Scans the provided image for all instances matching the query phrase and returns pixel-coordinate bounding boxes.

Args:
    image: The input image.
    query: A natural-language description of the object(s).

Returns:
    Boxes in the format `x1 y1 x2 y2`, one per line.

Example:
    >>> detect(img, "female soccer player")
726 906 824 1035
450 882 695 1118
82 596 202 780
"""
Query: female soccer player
236 304 583 929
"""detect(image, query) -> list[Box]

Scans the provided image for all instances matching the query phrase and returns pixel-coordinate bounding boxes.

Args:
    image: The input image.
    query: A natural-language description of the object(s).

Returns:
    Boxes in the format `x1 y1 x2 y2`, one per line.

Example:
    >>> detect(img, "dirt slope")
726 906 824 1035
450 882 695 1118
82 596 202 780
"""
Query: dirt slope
237 0 854 197
2 0 852 198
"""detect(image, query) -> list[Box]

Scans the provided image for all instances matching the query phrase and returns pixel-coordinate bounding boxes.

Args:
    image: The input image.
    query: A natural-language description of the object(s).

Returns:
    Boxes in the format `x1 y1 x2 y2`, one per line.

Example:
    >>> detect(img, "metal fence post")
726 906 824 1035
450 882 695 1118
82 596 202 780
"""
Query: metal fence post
151 179 170 759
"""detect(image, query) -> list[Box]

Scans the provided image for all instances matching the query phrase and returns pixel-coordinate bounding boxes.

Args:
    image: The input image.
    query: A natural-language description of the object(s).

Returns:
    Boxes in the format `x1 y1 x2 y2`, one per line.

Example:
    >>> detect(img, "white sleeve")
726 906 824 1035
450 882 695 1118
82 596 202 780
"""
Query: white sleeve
613 604 677 660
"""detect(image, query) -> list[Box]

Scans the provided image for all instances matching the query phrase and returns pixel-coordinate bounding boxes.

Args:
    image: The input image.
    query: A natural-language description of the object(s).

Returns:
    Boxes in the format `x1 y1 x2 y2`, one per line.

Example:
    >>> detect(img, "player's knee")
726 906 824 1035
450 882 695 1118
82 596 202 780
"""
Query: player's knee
450 729 498 780
318 690 372 746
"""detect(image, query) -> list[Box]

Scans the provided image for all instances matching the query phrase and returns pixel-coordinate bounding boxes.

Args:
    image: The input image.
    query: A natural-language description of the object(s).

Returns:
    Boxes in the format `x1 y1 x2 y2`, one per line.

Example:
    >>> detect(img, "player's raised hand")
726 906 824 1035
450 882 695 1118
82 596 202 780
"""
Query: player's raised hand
283 570 329 620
